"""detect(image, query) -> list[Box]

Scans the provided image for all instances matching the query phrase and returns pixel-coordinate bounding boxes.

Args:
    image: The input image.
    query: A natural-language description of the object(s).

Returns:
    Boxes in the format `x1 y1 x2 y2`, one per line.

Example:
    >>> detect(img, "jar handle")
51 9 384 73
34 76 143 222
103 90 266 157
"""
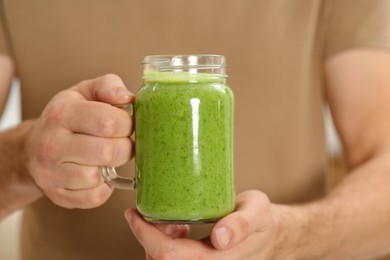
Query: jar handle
101 166 136 190
101 103 135 190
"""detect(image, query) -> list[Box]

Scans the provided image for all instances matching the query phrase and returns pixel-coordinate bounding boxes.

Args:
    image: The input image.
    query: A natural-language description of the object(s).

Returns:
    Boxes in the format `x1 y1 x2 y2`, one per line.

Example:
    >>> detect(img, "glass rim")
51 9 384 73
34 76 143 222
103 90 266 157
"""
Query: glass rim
142 54 227 69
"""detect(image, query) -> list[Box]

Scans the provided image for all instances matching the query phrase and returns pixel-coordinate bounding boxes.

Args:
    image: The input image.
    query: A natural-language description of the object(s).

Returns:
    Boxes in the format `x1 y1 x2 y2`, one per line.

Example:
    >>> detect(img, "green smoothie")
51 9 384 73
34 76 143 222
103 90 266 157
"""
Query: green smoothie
135 71 235 222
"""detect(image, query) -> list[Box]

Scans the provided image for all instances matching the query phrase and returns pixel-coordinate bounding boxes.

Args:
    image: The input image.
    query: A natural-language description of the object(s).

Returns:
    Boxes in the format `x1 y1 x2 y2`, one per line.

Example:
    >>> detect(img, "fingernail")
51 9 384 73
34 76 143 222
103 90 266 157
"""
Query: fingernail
216 227 231 248
115 88 130 97
114 88 132 102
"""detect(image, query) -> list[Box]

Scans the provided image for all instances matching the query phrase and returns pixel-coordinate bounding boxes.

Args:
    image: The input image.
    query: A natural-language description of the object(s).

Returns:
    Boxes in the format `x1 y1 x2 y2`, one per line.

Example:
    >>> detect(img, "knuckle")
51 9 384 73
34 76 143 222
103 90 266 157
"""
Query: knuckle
99 116 119 137
100 73 121 85
253 191 272 212
74 166 101 187
243 190 271 209
257 191 271 204
88 167 103 187
45 101 66 126
237 215 251 234
250 191 274 231
246 189 269 202
98 141 117 166
77 79 90 87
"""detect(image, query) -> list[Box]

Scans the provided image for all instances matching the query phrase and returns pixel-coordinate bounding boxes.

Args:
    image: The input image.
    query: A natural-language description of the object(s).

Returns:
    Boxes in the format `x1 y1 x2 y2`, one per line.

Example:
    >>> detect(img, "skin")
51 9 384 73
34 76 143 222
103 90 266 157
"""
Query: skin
124 49 390 259
1 49 390 259
0 55 135 218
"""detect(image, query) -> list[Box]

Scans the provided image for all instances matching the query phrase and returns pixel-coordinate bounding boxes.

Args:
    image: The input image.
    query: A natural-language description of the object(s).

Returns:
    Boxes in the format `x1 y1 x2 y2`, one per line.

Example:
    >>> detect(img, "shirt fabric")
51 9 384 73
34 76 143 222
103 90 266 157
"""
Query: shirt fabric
0 0 390 259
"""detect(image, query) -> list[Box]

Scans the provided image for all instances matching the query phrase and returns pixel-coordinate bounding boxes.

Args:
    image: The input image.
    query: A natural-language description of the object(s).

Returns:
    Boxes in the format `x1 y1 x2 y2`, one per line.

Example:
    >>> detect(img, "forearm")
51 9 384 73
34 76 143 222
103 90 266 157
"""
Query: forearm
0 120 42 220
272 153 390 259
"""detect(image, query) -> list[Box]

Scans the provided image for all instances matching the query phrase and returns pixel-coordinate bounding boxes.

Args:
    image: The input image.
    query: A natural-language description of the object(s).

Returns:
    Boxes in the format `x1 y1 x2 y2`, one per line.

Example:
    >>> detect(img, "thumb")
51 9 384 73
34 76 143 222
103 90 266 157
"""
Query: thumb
72 74 135 105
210 190 274 250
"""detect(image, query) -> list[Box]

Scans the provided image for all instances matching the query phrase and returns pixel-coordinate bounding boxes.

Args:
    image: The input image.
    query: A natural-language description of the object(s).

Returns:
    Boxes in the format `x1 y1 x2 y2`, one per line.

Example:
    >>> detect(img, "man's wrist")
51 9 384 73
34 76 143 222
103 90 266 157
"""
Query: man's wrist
0 120 42 219
5 120 36 184
268 202 332 259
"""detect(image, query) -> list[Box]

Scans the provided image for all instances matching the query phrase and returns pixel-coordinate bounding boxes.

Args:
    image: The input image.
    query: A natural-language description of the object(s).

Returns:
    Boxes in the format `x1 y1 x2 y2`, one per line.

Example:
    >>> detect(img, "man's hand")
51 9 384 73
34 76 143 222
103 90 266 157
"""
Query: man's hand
125 190 276 259
124 50 390 259
26 74 135 209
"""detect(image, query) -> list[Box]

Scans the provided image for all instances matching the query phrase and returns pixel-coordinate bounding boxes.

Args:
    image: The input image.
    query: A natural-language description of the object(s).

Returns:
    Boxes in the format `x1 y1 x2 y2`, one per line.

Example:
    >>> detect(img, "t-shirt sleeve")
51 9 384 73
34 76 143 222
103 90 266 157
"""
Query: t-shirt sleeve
324 0 390 58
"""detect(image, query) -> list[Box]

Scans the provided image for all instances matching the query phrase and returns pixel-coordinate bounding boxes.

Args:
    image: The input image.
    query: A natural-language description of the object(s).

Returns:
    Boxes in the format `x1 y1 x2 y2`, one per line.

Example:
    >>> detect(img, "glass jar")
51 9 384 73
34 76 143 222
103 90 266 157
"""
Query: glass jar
135 55 235 223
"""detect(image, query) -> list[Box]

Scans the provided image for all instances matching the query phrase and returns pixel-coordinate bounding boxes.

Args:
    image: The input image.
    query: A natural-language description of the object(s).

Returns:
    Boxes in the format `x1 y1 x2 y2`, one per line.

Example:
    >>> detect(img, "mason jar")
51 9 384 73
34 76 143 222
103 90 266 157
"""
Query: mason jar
135 54 235 223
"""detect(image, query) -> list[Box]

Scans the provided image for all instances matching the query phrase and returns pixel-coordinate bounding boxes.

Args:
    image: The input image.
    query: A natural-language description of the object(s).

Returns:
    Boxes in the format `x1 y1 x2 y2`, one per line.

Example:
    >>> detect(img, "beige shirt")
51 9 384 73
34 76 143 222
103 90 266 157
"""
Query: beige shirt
1 0 390 259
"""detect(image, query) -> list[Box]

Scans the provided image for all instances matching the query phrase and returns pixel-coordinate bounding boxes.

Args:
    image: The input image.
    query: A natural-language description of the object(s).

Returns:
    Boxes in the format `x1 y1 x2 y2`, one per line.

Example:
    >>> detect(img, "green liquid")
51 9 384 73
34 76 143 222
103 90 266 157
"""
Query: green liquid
135 72 235 222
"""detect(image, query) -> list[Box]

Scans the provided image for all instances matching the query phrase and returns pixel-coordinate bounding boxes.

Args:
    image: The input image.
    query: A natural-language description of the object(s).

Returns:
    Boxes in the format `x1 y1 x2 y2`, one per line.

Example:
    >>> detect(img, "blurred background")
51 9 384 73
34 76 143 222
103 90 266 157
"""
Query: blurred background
0 79 343 260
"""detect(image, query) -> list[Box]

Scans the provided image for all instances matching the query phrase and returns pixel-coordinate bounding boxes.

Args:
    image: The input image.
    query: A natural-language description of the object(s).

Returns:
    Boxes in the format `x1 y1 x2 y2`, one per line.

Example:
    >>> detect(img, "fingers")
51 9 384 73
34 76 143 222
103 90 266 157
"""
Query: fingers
65 134 133 166
40 132 134 166
45 183 113 209
72 74 135 105
51 163 104 190
124 191 275 259
210 190 274 250
35 163 112 209
125 209 173 258
126 209 203 259
62 100 134 137
28 74 136 210
46 81 134 137
126 209 253 259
